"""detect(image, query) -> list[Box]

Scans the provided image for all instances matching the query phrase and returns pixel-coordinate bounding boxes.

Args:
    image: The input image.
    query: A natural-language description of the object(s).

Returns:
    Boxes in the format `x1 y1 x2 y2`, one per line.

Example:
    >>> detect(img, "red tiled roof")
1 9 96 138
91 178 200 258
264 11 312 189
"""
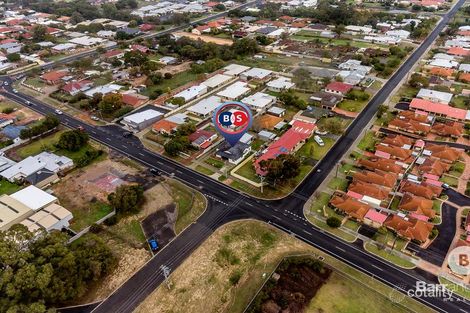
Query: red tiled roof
410 98 468 120
62 80 92 93
255 120 315 175
357 157 403 174
122 93 148 107
429 67 454 77
364 209 388 224
153 119 178 134
104 49 123 58
330 194 370 220
188 129 215 142
325 82 353 94
41 70 68 82
459 72 470 83
447 47 470 56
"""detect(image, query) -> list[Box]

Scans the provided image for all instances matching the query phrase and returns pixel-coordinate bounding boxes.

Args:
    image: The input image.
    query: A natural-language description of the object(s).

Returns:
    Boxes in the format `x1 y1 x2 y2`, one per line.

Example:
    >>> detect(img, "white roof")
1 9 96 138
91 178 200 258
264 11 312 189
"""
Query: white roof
459 63 470 72
187 96 222 116
217 81 250 99
433 53 455 61
69 36 105 46
52 43 77 51
11 186 57 211
385 29 410 38
258 130 276 139
0 152 72 180
223 64 250 76
268 106 286 115
0 156 15 172
166 113 188 125
267 77 295 90
240 133 253 144
159 56 177 64
241 67 273 80
174 84 207 102
267 29 285 37
85 84 122 97
429 58 459 69
241 92 276 109
417 88 453 103
123 109 163 124
202 74 232 88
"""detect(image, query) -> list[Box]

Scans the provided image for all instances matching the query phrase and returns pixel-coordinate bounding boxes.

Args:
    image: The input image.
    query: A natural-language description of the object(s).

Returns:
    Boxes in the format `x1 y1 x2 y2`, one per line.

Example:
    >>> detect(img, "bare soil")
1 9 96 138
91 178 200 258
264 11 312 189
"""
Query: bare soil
174 32 234 45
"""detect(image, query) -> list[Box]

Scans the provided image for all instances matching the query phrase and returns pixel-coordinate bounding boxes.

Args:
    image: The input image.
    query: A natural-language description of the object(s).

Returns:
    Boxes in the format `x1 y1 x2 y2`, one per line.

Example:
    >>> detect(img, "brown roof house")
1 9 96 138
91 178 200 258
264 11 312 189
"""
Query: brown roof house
398 193 436 219
348 181 390 201
357 157 404 175
431 121 464 138
384 214 433 243
375 143 413 163
400 180 442 200
352 170 398 189
424 144 461 163
329 193 370 221
418 158 450 177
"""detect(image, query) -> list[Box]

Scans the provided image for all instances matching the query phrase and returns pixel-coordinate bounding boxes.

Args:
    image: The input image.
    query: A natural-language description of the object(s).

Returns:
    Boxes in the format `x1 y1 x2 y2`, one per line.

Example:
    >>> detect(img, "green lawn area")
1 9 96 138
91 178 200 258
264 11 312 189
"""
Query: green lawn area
69 201 113 232
106 218 146 246
0 179 22 195
167 179 206 234
343 219 360 232
449 161 465 177
297 137 335 161
440 175 459 187
310 192 332 213
357 131 377 151
236 54 326 72
195 165 215 176
451 95 469 109
204 157 225 169
16 130 65 159
250 138 264 150
391 85 419 103
234 159 260 183
365 242 415 269
309 217 356 242
439 277 470 300
292 91 312 102
24 77 46 88
327 177 349 192
143 70 199 95
307 271 410 313
337 98 369 112
317 116 351 133
339 163 355 175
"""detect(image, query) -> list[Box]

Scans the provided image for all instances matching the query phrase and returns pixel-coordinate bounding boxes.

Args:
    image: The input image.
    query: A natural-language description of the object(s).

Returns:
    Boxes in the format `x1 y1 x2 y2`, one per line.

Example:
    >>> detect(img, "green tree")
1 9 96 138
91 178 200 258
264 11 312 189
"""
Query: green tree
57 129 89 151
259 154 301 185
108 184 145 215
408 73 429 88
124 50 148 67
320 118 344 135
32 25 48 41
326 216 341 228
177 123 196 136
99 93 123 115
164 136 190 156
231 38 259 56
6 53 20 62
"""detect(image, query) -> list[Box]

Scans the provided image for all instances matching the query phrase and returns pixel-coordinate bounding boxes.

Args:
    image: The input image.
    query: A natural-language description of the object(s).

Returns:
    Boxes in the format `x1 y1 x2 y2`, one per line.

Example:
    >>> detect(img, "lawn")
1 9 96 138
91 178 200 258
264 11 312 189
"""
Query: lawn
451 95 469 109
327 177 349 192
439 277 470 300
15 130 65 159
24 77 46 88
0 179 22 195
310 218 356 243
337 98 369 112
143 70 199 95
440 175 459 187
69 201 114 232
167 180 206 234
307 272 410 313
391 85 419 103
365 242 415 269
449 161 465 177
339 163 355 175
234 160 260 183
297 137 335 161
357 131 377 151
250 138 264 150
310 192 332 214
195 165 215 176
204 157 225 169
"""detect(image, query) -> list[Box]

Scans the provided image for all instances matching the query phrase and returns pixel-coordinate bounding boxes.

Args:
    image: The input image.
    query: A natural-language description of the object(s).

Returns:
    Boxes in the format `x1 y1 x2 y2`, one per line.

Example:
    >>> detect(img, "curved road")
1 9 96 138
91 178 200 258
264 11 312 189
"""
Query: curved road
2 1 470 312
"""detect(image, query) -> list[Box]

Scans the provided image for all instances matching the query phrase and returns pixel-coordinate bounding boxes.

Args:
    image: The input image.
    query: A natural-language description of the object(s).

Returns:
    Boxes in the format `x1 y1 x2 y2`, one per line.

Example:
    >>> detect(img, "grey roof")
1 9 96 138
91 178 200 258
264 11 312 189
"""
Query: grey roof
25 169 55 185
216 141 249 161
256 26 277 35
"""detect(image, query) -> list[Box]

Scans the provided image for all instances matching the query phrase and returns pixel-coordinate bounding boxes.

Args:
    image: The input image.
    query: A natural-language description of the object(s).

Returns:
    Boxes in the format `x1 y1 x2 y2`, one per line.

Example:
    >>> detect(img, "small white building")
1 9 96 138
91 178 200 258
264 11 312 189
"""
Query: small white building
173 84 208 103
240 67 273 81
201 74 232 89
385 29 410 39
186 96 222 118
241 92 276 112
417 88 453 104
429 58 459 69
121 109 163 131
267 77 295 92
217 81 250 100
223 64 250 76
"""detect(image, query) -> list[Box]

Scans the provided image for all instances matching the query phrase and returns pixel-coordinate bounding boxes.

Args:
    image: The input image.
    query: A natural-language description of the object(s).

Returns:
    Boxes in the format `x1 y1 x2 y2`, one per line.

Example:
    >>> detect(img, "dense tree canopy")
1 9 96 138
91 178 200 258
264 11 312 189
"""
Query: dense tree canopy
258 154 301 185
108 184 145 215
0 226 116 312
57 129 89 152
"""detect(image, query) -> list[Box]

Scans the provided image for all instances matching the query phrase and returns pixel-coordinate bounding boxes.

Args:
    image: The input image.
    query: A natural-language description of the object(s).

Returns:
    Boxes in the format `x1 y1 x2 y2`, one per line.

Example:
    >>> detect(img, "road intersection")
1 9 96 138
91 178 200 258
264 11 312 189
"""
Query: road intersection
1 0 470 311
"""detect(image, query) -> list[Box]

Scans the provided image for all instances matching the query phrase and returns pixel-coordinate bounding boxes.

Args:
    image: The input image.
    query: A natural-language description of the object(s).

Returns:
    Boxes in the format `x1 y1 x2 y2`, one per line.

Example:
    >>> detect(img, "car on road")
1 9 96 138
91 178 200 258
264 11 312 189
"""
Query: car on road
150 168 161 176
25 101 31 105
3 82 8 86
148 238 159 252
122 131 132 138
90 115 99 121
54 109 63 115
12 89 18 93
77 126 85 132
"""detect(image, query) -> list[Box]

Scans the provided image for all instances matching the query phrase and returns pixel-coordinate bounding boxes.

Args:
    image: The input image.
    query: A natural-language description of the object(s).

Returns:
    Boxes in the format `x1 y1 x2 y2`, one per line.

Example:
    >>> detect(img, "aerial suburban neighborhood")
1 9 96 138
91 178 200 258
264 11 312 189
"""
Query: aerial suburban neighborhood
0 0 469 312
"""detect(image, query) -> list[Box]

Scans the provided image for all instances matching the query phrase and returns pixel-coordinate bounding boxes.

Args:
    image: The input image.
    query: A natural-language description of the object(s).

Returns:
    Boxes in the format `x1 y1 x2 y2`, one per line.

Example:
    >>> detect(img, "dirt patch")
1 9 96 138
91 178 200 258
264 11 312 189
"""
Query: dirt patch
158 61 192 75
141 204 177 248
247 257 331 313
174 32 234 45
52 158 141 209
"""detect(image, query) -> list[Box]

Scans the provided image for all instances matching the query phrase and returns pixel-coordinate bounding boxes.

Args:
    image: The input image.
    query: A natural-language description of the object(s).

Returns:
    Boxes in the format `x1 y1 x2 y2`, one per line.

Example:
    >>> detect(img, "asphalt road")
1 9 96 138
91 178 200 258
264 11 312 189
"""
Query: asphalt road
2 0 470 312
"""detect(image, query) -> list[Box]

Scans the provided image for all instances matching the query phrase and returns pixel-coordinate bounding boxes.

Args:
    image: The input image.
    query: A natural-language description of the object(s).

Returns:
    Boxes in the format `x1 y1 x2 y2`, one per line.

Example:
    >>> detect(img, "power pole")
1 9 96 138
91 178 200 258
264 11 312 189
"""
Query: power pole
161 265 171 290
260 176 265 194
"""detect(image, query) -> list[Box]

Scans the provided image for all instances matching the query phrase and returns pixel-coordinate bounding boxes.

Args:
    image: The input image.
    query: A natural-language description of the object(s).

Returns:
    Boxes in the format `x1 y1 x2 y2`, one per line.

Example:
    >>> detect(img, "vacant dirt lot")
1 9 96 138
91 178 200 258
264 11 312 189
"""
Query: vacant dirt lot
158 61 192 75
174 32 233 45
53 158 140 209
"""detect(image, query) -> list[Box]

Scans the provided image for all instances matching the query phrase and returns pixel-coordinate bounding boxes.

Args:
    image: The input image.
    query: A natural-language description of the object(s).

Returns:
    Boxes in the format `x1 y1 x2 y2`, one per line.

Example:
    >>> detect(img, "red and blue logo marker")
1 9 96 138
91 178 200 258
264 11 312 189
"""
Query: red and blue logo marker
212 101 253 146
